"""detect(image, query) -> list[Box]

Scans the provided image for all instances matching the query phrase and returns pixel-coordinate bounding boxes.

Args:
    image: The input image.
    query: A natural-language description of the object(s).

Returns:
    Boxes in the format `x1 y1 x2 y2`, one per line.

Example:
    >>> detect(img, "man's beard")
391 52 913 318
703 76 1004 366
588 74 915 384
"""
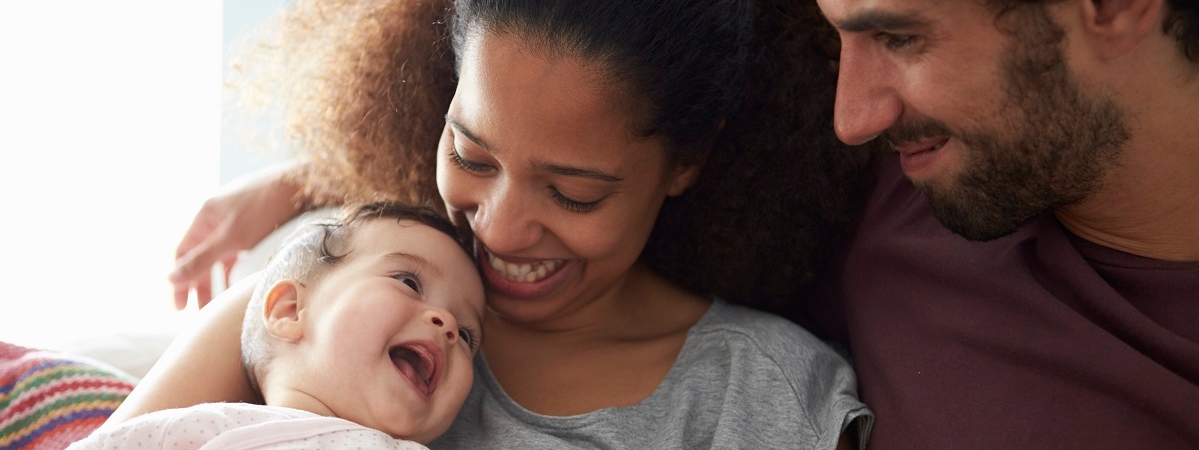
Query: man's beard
884 7 1130 241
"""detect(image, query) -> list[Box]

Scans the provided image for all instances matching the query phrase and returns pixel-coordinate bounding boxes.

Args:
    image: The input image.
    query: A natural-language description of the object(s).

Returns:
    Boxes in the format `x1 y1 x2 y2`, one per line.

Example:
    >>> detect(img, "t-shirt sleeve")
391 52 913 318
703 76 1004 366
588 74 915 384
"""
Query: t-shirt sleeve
716 304 874 449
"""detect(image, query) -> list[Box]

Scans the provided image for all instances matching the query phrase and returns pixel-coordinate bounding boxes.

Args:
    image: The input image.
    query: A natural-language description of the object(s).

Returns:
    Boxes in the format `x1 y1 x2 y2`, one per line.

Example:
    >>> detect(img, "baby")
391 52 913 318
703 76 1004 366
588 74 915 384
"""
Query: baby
71 202 485 449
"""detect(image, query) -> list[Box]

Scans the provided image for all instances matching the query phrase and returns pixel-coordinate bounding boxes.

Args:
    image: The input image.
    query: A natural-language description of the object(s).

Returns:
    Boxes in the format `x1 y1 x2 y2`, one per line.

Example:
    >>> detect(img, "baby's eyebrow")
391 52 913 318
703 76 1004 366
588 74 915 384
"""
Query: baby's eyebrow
384 251 441 277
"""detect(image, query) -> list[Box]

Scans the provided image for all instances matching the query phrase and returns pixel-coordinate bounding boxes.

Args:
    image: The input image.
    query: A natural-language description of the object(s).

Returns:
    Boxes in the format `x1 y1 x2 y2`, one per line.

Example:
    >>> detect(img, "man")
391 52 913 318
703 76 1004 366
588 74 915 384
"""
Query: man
809 0 1199 448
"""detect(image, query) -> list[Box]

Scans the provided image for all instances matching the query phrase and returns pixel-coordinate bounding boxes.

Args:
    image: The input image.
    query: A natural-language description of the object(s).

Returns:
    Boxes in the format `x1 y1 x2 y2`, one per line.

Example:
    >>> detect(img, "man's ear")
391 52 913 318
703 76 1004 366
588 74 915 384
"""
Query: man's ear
1078 0 1164 59
263 280 305 341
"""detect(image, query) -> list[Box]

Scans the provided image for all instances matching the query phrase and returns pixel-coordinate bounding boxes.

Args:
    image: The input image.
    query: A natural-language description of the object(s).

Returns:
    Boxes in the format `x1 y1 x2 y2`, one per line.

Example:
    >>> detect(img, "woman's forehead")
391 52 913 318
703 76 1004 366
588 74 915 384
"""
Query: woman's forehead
449 33 663 163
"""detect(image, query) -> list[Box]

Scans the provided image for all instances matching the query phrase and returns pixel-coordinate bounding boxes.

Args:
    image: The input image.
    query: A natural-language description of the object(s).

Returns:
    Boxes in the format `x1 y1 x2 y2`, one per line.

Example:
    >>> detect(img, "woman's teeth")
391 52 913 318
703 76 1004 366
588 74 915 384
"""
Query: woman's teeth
487 253 562 283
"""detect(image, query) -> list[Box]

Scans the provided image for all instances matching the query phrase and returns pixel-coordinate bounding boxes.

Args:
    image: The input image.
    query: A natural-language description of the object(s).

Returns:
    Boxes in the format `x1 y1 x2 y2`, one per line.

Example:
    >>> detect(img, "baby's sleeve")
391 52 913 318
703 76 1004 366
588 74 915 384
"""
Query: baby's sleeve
66 405 241 449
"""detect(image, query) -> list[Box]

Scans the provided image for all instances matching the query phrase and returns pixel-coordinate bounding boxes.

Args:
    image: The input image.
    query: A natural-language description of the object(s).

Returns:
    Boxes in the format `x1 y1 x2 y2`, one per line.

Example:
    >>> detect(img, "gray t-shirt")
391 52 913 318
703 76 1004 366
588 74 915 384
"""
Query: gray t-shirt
431 299 872 449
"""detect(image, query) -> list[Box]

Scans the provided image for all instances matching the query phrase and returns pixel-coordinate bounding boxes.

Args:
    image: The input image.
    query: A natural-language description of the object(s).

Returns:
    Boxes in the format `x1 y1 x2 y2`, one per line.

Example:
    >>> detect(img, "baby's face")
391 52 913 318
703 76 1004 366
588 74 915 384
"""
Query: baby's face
295 219 484 443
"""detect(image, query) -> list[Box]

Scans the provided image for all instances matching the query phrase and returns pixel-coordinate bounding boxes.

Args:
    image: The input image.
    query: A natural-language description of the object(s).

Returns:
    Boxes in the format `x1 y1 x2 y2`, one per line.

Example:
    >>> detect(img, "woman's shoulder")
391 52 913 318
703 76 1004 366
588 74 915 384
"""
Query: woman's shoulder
673 299 871 448
695 298 839 355
685 298 861 393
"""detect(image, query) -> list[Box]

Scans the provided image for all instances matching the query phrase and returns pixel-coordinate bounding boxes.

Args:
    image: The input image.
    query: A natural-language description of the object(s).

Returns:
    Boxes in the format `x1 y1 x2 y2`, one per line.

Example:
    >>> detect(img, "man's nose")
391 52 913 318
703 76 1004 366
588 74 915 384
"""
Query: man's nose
833 40 903 146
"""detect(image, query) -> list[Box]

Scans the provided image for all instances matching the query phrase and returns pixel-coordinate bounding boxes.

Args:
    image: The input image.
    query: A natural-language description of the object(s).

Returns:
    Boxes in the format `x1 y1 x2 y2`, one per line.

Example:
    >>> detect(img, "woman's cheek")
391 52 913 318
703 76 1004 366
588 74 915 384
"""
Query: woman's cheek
436 170 464 221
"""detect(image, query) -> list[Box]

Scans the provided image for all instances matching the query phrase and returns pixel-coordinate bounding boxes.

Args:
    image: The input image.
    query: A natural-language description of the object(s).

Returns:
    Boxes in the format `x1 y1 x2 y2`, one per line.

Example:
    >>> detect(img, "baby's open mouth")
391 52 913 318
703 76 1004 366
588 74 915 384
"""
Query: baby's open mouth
389 344 437 398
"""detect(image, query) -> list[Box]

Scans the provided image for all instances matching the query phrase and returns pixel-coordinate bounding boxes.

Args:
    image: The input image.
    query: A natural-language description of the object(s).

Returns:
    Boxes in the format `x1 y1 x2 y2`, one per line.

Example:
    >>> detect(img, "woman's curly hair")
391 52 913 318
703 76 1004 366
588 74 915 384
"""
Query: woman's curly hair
643 0 872 316
226 0 872 317
227 0 456 208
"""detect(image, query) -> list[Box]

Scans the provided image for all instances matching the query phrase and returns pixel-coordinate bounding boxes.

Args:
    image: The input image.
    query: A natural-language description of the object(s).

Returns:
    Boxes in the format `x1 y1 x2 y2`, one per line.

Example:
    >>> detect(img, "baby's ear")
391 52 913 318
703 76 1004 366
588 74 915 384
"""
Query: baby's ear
264 280 305 341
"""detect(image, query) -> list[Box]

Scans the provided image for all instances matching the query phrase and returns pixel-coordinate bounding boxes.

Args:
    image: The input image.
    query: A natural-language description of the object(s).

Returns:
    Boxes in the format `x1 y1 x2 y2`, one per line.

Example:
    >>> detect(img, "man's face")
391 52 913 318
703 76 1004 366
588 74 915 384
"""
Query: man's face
819 0 1129 240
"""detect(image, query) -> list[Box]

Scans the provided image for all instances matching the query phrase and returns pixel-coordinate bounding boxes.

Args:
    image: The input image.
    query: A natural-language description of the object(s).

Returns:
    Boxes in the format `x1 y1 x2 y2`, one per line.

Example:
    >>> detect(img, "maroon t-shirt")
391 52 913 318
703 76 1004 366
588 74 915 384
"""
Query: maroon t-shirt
812 154 1199 449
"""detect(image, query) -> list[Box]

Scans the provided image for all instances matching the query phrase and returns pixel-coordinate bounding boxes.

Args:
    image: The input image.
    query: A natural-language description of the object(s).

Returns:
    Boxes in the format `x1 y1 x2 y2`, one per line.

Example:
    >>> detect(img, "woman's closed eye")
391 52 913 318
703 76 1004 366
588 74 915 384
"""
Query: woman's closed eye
452 145 606 213
449 148 491 173
551 188 604 213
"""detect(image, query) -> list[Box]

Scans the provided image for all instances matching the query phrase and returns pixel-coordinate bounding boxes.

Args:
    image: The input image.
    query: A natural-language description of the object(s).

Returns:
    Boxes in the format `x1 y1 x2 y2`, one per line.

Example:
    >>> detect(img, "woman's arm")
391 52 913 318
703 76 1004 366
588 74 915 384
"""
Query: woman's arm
105 275 260 426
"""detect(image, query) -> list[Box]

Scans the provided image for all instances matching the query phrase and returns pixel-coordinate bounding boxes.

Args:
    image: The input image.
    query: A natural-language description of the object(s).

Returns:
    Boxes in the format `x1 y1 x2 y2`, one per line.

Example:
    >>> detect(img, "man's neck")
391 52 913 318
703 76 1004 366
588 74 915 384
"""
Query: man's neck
1055 80 1199 262
1056 200 1199 262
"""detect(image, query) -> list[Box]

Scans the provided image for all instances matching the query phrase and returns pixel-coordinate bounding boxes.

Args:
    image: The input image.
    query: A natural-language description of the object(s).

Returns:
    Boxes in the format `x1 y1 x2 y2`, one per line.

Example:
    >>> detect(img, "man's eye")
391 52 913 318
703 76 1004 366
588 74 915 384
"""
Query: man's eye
877 32 918 50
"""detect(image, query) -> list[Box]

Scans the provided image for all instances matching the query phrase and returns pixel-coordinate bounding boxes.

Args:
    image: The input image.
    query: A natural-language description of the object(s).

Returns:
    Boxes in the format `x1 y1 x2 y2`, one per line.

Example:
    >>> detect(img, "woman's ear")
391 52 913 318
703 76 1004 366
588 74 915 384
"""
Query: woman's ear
666 120 721 197
666 163 704 197
263 280 305 341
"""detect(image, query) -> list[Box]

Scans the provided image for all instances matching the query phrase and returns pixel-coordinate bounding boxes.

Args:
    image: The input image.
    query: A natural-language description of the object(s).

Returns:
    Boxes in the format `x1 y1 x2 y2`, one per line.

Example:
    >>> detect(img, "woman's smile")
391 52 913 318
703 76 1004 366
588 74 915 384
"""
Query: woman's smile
484 250 565 283
477 245 573 299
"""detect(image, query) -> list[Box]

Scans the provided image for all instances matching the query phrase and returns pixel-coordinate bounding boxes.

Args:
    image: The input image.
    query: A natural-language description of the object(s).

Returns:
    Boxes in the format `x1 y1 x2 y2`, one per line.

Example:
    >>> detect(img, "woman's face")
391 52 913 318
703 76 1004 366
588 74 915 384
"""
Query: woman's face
436 31 698 326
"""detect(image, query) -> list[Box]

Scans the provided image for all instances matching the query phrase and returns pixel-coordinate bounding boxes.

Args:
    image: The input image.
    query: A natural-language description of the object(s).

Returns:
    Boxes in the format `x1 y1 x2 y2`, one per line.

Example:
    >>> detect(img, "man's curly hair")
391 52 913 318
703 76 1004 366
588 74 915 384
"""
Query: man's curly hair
225 0 872 318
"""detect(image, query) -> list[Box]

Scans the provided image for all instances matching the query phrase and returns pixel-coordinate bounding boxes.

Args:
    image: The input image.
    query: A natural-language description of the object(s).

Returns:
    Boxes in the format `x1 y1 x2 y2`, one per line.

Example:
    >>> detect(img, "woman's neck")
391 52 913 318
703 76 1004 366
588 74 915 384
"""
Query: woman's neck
483 263 708 338
480 263 711 415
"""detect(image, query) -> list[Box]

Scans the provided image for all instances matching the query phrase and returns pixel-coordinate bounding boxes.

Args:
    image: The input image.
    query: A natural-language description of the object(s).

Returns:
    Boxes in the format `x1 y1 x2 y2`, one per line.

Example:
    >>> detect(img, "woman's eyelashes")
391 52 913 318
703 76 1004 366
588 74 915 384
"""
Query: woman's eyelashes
449 148 490 173
451 147 607 214
551 189 604 213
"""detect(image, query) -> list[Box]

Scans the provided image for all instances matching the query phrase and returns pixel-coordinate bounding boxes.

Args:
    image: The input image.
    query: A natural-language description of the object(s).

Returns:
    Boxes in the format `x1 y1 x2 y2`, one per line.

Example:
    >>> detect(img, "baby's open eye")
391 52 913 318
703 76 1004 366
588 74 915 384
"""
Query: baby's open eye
392 272 421 293
458 327 479 353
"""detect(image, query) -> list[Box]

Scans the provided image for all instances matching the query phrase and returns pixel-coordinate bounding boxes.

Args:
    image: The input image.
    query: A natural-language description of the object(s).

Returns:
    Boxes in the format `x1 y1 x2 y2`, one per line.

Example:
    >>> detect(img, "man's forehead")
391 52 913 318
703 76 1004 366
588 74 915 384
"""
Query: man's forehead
817 0 932 26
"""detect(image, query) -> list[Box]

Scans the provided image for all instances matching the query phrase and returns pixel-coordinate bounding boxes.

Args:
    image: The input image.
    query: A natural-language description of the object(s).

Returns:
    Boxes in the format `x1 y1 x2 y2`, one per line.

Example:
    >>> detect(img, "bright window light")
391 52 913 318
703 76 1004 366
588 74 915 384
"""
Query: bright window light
0 2 221 355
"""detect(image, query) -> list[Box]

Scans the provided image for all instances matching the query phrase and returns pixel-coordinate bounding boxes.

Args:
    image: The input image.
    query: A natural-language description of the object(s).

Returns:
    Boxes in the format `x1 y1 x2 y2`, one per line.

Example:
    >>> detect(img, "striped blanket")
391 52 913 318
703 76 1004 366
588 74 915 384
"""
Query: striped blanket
0 341 136 450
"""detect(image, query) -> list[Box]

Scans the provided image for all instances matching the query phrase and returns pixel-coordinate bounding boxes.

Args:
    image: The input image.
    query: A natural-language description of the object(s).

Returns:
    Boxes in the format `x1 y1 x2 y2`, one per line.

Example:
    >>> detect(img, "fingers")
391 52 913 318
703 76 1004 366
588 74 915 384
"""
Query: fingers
171 237 216 283
171 237 233 310
220 254 238 291
172 260 215 310
196 279 214 310
174 281 191 311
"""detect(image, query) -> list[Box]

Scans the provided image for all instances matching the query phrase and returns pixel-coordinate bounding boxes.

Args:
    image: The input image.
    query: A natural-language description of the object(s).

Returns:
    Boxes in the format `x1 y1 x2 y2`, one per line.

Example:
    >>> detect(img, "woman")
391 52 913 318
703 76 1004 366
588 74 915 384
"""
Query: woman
122 0 873 447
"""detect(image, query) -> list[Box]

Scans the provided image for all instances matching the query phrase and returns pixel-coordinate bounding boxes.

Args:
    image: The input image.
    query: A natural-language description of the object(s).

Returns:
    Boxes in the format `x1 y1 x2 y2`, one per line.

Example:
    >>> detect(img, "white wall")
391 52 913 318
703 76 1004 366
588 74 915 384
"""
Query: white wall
0 2 290 373
221 0 293 184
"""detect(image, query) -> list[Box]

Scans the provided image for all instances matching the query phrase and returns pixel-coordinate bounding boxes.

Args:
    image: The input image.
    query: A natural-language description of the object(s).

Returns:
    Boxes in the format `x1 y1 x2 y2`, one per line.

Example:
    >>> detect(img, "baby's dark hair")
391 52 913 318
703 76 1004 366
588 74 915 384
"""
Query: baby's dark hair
240 201 473 395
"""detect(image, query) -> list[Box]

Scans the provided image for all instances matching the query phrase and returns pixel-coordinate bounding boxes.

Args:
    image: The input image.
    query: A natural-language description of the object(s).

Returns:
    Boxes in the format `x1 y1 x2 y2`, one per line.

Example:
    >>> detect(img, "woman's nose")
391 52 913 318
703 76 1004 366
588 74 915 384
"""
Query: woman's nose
471 182 544 254
833 39 903 146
